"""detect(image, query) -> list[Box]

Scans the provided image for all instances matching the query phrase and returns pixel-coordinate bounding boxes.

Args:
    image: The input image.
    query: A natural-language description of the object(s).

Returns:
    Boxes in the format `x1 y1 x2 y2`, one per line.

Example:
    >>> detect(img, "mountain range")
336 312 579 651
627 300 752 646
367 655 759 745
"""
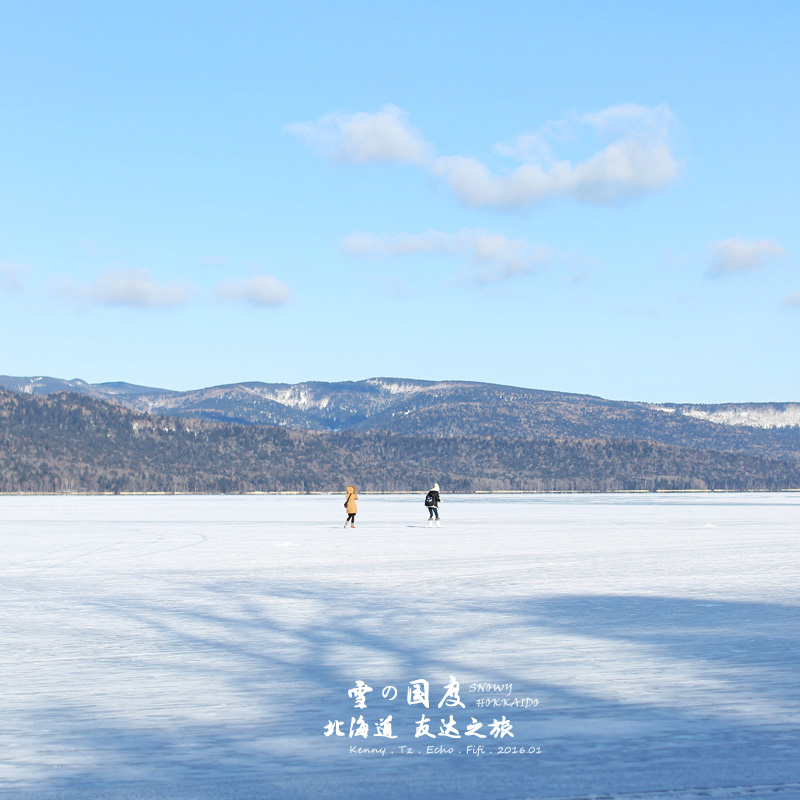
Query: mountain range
2 388 800 495
2 374 799 464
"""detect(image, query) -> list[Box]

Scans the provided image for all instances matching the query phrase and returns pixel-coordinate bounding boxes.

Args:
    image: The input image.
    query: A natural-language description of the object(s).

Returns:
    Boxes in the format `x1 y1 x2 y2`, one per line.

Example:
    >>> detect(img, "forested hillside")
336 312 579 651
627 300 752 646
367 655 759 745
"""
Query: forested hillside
3 375 799 465
2 390 799 494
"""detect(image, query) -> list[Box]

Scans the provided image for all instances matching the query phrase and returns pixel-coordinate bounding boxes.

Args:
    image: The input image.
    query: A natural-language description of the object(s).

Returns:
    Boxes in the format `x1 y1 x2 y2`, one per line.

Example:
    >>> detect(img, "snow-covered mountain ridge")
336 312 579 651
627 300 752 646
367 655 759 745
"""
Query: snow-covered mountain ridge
650 403 800 429
3 373 800 466
2 374 797 430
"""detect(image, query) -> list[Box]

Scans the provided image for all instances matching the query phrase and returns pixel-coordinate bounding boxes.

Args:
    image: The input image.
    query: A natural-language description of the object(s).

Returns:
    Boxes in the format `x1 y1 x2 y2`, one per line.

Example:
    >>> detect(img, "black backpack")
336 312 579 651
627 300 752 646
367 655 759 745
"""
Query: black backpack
424 491 436 507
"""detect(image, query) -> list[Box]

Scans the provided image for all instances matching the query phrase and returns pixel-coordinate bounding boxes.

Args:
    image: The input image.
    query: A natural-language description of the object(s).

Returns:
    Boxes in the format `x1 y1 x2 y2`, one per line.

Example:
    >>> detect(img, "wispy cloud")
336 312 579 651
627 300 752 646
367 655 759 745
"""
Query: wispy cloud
344 229 552 284
62 269 195 309
215 274 291 307
285 104 432 165
76 238 115 257
290 102 679 210
707 237 788 276
345 230 464 258
580 103 674 135
1 262 29 291
784 292 800 308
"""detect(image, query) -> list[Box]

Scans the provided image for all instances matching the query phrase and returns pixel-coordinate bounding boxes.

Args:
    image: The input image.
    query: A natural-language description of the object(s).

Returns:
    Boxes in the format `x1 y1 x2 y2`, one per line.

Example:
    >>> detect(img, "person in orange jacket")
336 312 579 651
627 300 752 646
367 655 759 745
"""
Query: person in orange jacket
344 485 358 528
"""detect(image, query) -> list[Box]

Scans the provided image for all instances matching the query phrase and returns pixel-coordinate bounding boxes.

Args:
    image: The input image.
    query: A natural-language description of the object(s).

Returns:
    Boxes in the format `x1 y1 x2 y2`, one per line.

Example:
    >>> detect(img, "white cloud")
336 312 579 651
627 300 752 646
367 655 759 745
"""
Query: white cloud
215 274 291 307
343 229 552 283
285 104 431 165
290 102 679 210
1 262 28 290
436 103 679 208
84 269 194 308
708 237 788 276
493 127 565 163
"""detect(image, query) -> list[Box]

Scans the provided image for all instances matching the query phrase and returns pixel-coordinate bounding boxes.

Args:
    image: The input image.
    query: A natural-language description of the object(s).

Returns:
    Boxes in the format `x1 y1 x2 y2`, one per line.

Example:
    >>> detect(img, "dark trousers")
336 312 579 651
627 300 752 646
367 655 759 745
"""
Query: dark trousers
428 506 439 519
346 513 356 524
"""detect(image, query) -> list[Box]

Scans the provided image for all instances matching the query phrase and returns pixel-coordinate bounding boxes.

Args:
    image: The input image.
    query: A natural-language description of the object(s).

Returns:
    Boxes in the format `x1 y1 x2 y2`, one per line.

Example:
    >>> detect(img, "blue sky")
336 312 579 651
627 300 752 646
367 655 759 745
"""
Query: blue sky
1 0 798 402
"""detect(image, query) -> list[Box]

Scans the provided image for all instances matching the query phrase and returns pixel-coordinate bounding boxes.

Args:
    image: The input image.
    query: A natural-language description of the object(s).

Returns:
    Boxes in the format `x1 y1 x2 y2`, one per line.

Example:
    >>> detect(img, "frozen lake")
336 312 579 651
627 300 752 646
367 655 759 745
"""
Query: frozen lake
1 492 799 800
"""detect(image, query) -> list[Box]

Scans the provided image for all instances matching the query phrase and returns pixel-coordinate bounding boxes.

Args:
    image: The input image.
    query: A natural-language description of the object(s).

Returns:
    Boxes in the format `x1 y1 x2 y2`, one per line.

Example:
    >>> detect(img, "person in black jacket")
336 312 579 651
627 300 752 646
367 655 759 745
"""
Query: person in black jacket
425 483 441 527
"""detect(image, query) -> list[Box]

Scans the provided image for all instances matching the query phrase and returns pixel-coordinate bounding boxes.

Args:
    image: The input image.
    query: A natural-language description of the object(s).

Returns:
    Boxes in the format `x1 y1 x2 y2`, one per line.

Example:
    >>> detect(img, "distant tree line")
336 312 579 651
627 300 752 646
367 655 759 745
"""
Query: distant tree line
1 390 799 494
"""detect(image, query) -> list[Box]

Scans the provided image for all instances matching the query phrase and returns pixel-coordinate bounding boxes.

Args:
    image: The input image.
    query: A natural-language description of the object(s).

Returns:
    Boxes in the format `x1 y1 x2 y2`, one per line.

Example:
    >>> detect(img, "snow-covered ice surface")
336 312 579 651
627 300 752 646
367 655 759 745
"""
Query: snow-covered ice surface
1 492 799 800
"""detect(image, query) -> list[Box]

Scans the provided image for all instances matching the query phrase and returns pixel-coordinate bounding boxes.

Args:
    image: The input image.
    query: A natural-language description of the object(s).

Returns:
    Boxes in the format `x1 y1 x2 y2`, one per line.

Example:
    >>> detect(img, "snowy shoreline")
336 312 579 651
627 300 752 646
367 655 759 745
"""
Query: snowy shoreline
2 488 800 497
